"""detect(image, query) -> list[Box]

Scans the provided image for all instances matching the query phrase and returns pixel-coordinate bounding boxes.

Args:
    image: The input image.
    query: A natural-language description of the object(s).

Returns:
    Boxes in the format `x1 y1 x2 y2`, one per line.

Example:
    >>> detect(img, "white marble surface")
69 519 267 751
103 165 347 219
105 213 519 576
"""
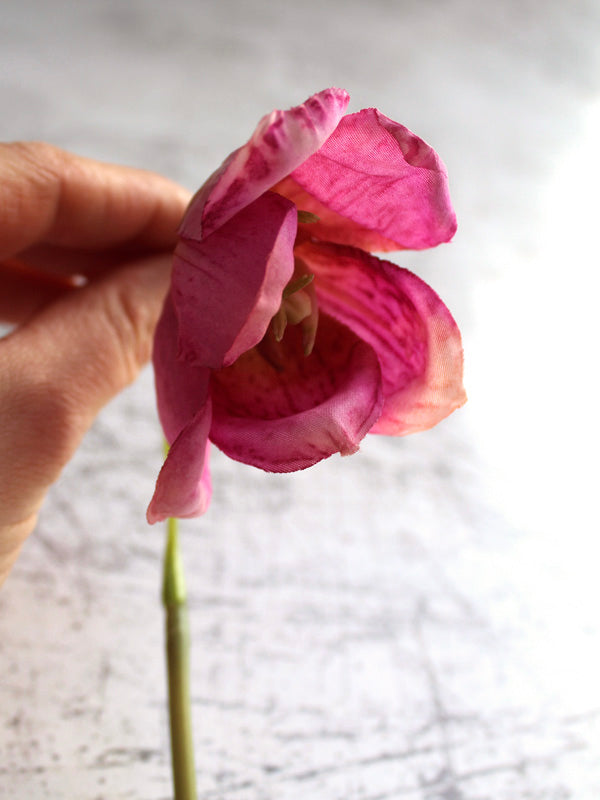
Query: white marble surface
1 1 600 798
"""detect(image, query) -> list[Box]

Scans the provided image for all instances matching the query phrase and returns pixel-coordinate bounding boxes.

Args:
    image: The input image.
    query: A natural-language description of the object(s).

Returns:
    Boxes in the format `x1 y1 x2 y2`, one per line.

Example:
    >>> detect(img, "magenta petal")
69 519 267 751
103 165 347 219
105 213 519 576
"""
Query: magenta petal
148 292 213 522
296 241 466 435
152 292 212 441
147 407 213 523
272 176 402 253
172 191 297 370
180 88 350 239
209 315 384 471
290 108 457 251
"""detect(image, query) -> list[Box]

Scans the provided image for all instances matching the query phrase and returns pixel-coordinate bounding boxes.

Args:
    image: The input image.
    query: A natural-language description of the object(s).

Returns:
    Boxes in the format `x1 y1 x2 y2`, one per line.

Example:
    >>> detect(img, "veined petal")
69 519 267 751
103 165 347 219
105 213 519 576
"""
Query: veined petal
290 108 457 251
273 176 402 253
296 241 465 435
179 88 350 240
209 314 384 472
172 191 297 370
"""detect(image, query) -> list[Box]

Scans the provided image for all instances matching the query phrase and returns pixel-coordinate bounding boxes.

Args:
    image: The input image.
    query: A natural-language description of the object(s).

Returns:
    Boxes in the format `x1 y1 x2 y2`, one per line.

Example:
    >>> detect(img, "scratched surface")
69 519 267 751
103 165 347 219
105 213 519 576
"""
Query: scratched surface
1 1 599 798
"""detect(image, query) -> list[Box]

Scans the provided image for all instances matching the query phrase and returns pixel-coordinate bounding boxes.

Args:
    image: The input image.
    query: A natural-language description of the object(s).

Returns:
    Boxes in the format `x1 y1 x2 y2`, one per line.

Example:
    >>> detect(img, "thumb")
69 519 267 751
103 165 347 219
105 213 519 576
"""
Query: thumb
0 254 171 576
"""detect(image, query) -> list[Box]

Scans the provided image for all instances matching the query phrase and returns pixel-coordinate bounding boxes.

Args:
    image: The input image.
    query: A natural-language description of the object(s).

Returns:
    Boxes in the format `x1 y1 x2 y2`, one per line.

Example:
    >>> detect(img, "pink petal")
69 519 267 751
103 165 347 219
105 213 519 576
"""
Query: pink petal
273 176 403 253
147 409 213 523
289 108 457 251
296 241 466 435
149 293 213 522
209 314 384 471
172 191 297 370
180 88 350 240
152 292 212 441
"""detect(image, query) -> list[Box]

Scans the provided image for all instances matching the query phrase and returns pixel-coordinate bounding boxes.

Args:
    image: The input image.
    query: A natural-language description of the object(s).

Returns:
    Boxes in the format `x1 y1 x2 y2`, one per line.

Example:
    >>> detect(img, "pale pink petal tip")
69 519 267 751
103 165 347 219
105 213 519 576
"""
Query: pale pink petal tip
295 240 465 437
146 411 213 524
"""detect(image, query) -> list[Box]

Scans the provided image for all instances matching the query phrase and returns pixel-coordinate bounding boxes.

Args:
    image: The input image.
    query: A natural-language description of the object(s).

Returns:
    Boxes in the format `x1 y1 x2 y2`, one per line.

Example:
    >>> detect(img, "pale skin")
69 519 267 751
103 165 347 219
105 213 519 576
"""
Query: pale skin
0 142 191 586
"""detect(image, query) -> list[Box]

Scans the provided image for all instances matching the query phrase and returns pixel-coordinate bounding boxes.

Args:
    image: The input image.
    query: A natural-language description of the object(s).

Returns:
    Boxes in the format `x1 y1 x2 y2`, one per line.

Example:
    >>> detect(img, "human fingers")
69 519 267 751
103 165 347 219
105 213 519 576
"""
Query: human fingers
0 251 172 584
5 243 153 278
0 141 191 261
0 258 77 324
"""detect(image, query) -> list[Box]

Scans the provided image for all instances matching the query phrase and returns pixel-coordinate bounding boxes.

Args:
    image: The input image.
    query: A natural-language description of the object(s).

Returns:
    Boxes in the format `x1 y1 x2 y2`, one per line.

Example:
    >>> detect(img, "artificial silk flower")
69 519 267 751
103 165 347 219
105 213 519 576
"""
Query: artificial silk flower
147 88 465 523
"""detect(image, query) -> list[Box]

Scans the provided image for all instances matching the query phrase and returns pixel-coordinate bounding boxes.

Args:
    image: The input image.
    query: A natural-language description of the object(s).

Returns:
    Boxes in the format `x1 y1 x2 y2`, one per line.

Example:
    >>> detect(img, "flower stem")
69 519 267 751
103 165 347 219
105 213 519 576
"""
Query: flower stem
162 514 198 800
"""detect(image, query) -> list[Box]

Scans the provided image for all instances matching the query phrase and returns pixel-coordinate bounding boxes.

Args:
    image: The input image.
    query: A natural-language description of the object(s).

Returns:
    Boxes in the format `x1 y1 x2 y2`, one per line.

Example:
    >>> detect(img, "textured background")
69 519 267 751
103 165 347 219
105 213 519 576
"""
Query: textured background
1 1 599 798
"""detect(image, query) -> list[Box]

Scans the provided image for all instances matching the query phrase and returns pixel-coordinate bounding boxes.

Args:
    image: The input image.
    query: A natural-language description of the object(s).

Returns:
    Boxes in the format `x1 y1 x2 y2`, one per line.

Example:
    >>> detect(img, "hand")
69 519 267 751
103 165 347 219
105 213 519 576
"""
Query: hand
0 142 191 586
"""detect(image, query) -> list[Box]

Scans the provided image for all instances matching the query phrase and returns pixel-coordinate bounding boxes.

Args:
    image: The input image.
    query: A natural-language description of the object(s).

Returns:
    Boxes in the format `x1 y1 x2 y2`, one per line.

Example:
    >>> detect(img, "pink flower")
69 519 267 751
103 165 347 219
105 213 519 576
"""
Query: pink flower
147 88 465 523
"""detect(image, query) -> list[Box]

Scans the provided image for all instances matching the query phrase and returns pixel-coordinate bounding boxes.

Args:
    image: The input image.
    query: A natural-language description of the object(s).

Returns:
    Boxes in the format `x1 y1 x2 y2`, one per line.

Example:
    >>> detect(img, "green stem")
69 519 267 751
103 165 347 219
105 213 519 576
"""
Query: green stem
162 514 197 800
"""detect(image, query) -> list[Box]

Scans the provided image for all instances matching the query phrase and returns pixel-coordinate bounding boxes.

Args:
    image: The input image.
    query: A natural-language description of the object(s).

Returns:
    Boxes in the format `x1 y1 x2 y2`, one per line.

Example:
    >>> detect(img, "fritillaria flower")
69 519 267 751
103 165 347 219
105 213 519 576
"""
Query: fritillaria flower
147 88 465 523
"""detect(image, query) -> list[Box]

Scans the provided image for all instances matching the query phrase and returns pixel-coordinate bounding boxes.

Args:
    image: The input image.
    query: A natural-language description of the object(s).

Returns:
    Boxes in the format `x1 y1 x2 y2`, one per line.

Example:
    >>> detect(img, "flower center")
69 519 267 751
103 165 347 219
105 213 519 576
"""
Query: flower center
271 257 318 356
269 209 320 356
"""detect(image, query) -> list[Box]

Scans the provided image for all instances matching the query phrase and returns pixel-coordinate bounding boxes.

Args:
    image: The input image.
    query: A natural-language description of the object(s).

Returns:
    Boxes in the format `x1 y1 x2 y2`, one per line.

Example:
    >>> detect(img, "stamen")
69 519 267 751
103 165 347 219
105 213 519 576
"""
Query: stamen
302 319 318 356
267 259 319 357
271 306 287 342
284 290 312 325
282 272 314 299
297 210 320 224
300 280 318 356
257 335 285 372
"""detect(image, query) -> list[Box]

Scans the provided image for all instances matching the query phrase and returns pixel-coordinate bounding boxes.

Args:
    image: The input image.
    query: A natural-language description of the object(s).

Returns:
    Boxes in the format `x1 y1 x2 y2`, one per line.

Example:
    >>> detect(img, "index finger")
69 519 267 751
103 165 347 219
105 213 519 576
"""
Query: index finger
0 142 191 261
